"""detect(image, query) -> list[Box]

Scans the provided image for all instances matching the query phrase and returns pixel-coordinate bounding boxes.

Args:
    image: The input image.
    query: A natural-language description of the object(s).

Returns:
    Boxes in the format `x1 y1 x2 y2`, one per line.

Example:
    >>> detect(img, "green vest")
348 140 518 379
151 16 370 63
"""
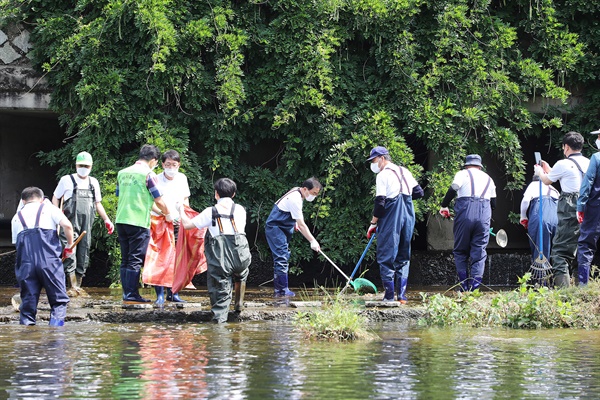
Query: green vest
115 163 155 228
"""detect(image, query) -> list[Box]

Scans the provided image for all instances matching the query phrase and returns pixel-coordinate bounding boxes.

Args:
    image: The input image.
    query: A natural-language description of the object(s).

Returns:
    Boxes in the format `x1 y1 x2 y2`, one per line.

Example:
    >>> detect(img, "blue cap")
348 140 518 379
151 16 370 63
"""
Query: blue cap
367 146 389 161
464 154 483 167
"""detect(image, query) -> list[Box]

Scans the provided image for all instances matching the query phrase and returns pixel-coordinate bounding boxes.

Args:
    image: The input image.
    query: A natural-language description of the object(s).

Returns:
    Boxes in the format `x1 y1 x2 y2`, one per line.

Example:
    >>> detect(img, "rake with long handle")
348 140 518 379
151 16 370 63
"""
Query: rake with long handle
61 230 87 262
339 234 378 295
529 178 552 281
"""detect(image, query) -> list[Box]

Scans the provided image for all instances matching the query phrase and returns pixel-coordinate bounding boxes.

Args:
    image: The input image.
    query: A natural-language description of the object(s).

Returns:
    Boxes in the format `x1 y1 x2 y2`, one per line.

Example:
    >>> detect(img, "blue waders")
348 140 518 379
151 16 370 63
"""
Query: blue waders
377 168 415 302
577 171 600 285
15 204 69 325
377 194 415 302
265 189 300 297
453 171 492 291
527 193 558 263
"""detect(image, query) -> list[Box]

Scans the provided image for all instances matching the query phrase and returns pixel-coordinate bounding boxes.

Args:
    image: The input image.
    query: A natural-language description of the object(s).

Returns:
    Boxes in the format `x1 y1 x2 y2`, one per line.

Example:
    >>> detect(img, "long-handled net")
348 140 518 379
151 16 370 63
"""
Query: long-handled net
528 178 553 283
339 234 378 295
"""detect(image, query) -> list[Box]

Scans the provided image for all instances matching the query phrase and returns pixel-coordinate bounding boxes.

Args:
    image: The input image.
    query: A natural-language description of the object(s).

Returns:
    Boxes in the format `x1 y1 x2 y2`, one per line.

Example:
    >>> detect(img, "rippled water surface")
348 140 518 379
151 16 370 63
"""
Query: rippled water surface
0 321 599 399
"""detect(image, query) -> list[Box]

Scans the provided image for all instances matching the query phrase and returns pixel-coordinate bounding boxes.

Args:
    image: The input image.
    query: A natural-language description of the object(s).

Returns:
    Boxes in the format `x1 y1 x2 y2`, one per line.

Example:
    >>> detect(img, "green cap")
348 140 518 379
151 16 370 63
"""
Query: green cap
76 151 93 165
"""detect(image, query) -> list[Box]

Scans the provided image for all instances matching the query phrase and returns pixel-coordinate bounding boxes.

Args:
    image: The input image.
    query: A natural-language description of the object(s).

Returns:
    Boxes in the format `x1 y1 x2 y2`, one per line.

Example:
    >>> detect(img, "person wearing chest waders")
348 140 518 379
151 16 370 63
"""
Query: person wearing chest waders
535 131 590 288
265 178 322 297
11 187 74 325
439 154 497 292
179 178 251 323
575 128 600 286
52 151 114 296
366 146 424 303
115 145 170 304
520 174 559 266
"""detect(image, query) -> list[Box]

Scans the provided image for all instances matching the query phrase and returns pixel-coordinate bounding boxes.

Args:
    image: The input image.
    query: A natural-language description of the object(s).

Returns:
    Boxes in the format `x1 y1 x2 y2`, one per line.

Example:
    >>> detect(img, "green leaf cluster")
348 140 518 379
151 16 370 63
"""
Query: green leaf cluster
3 0 595 281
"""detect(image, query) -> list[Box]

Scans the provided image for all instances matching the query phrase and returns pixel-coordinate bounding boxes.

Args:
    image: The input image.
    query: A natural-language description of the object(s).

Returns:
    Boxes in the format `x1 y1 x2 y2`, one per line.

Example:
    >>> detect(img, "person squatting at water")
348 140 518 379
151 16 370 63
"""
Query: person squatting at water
519 174 559 265
11 187 74 326
535 131 589 288
366 146 423 303
179 178 251 323
265 177 322 297
576 128 600 286
143 149 191 304
115 144 170 304
52 151 114 297
439 154 497 292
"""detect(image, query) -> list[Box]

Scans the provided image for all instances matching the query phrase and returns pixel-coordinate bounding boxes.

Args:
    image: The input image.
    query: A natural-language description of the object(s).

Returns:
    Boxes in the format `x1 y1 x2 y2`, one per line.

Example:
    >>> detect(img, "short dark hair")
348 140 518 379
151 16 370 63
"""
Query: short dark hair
563 131 584 151
214 178 237 198
21 187 43 201
139 144 161 162
162 150 181 163
301 177 322 190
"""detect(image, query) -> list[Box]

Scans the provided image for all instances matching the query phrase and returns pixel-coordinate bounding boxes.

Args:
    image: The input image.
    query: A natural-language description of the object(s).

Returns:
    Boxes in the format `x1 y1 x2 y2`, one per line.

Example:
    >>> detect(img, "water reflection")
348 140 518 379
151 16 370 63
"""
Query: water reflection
1 323 600 398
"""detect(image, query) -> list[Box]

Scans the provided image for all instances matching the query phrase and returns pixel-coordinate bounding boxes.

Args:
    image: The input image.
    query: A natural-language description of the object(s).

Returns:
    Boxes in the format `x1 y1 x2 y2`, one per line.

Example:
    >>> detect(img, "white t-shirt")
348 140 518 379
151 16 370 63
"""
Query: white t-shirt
547 155 590 193
451 168 496 199
151 172 191 219
376 164 419 198
520 181 560 219
191 198 246 237
11 200 65 244
275 189 304 221
53 174 102 202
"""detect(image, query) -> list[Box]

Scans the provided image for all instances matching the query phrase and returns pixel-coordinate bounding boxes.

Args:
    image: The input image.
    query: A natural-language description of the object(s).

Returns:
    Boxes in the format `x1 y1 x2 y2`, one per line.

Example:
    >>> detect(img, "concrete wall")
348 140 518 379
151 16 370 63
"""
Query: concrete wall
0 24 61 246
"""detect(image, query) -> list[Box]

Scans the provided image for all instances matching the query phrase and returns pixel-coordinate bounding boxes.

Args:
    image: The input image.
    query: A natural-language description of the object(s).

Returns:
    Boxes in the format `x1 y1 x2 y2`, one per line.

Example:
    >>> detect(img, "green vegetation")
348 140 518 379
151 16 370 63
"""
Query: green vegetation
293 288 376 341
420 274 600 329
1 1 599 282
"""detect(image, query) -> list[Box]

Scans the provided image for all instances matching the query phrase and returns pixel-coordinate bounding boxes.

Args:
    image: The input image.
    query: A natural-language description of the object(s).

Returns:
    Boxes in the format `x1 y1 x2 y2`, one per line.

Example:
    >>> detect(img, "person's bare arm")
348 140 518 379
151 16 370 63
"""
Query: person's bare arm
153 197 172 221
296 219 316 243
178 205 196 230
52 195 60 208
59 217 74 247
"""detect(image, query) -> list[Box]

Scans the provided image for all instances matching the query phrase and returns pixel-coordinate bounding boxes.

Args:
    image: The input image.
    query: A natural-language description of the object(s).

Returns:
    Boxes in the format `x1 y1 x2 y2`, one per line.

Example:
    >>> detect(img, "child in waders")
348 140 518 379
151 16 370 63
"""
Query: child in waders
12 187 74 326
179 178 251 323
52 151 114 296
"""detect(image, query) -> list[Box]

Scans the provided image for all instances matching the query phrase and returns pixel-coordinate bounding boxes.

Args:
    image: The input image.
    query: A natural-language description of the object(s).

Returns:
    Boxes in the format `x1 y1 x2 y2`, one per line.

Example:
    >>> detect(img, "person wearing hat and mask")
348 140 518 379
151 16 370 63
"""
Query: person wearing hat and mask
265 177 322 297
52 151 114 296
367 146 424 303
535 131 590 287
519 174 559 267
439 154 496 291
575 128 600 286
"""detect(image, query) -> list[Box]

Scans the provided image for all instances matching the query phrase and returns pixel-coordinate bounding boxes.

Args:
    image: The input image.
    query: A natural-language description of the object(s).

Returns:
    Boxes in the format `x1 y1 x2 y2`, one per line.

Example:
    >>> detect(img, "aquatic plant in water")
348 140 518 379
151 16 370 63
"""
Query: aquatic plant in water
420 274 600 329
293 287 377 341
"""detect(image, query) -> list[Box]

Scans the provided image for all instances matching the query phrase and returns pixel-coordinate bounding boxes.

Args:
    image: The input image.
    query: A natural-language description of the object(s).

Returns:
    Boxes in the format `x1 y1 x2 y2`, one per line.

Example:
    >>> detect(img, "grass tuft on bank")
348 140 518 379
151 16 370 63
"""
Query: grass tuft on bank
293 287 377 341
420 273 600 329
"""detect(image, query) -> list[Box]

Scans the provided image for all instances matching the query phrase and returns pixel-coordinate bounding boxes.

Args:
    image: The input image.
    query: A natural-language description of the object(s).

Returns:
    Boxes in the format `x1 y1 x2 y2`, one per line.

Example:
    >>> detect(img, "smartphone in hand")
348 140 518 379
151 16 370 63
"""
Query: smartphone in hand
534 152 542 165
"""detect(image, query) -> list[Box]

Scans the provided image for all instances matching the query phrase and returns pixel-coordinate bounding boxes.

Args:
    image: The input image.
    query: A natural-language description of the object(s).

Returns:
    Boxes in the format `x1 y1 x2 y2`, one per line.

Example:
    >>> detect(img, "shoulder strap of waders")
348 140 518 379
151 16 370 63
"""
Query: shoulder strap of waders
567 156 584 177
275 188 302 205
211 203 239 234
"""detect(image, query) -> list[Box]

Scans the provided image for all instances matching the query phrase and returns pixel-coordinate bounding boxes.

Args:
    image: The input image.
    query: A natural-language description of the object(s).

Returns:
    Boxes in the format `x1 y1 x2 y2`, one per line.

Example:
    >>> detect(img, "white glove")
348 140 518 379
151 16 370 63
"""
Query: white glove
310 240 320 252
165 213 174 222
534 164 544 177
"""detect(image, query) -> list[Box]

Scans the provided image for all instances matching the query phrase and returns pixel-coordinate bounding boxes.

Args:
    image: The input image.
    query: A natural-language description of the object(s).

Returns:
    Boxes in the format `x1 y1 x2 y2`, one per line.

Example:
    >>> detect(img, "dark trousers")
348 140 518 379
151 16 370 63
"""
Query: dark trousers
116 223 150 273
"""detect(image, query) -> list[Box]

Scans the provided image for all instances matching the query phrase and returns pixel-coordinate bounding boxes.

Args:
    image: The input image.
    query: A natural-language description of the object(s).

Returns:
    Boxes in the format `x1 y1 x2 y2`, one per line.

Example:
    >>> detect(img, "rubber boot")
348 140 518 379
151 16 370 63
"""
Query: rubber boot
470 276 483 291
154 286 165 306
67 272 79 298
273 274 295 297
166 287 187 303
75 273 90 297
122 269 151 304
49 317 65 326
234 281 246 312
396 277 408 304
457 270 469 292
554 273 570 289
382 281 395 302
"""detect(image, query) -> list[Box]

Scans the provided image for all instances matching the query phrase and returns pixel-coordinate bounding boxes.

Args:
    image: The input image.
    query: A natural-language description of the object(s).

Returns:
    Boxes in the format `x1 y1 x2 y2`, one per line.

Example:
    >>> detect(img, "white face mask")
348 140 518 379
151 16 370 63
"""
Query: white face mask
370 162 381 174
77 167 91 177
306 194 316 202
164 168 178 178
595 139 600 150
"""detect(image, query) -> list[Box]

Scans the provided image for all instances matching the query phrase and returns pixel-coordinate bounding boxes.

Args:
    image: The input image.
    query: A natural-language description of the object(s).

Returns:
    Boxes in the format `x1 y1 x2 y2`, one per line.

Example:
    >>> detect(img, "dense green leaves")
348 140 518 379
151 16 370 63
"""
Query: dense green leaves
3 0 596 278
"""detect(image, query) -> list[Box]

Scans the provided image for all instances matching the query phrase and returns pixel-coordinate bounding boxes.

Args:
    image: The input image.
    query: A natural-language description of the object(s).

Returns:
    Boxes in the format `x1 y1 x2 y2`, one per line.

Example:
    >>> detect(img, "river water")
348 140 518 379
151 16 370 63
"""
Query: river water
0 319 598 399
